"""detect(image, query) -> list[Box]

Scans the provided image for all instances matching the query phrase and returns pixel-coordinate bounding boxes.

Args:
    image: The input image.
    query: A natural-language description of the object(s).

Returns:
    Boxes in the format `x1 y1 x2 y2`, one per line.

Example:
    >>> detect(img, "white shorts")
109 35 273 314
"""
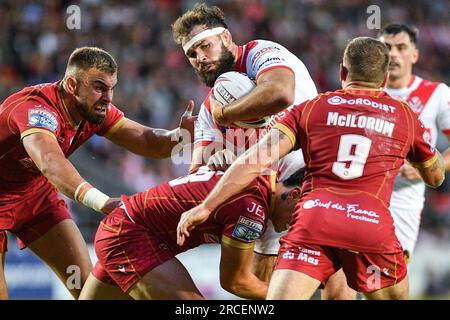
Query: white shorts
254 221 286 255
389 202 423 255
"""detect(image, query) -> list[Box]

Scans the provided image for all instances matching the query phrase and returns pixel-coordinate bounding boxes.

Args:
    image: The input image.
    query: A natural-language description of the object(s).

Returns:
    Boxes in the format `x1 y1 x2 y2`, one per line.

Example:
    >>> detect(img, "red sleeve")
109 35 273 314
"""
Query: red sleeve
9 99 62 140
97 104 125 136
407 111 438 168
272 102 305 150
216 195 267 249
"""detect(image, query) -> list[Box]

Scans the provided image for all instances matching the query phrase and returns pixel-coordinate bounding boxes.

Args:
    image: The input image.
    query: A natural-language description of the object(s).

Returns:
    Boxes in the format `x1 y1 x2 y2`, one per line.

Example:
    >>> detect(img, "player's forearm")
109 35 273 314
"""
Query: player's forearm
144 128 182 158
121 127 182 159
38 152 110 212
203 131 286 212
203 155 270 212
417 150 445 188
222 82 293 123
37 151 86 198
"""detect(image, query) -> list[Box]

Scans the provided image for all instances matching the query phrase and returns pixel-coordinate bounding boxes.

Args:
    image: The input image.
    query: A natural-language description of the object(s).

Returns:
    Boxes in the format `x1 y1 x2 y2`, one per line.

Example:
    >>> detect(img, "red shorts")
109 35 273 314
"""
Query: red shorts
275 242 407 293
91 261 117 286
94 205 175 292
0 232 7 253
0 182 72 252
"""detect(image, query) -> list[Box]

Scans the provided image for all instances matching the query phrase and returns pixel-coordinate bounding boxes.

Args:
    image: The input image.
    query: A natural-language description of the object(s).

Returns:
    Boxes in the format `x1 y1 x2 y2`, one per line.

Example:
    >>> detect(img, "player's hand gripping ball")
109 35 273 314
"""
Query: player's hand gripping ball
212 71 271 128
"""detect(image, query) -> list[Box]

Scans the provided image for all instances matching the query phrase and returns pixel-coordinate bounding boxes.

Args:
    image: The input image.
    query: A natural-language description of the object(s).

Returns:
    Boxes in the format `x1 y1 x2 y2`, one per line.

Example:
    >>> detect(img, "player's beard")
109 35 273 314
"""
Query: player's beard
75 100 107 124
197 44 235 87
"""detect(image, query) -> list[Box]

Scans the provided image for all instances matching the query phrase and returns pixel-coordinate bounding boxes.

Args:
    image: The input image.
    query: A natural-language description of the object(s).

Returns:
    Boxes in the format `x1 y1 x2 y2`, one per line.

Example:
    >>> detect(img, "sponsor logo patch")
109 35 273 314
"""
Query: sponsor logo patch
409 96 424 113
302 199 381 224
251 46 282 64
28 106 58 132
258 56 285 69
280 247 319 265
232 216 263 242
327 96 396 113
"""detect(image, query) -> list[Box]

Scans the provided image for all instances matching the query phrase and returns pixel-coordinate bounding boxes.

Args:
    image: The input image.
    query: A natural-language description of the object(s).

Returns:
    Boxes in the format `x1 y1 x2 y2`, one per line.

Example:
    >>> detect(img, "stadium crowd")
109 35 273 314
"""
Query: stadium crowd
0 0 449 298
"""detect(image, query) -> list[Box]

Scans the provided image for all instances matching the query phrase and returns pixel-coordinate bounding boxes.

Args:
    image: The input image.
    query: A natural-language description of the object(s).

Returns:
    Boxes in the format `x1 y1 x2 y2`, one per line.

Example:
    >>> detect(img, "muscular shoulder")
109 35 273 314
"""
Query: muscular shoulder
243 40 297 77
1 84 62 136
1 83 60 112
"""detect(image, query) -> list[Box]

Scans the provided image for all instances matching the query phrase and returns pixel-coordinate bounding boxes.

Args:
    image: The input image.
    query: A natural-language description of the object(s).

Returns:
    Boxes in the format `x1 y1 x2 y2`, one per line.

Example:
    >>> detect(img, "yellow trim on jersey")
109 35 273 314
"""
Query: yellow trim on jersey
20 128 57 141
59 92 79 129
104 117 127 139
273 123 296 148
410 152 438 169
269 171 277 217
221 235 255 250
143 195 203 208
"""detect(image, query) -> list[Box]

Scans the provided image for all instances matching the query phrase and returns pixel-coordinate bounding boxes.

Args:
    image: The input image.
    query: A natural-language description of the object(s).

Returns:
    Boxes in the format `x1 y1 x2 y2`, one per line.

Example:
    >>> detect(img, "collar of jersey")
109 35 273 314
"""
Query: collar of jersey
58 84 80 129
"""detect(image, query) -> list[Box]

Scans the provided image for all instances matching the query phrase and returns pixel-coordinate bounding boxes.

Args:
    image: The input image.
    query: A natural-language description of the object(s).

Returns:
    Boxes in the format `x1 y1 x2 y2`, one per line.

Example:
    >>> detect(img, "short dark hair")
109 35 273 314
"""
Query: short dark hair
66 47 117 76
343 37 389 84
282 168 305 187
377 23 418 45
172 3 228 44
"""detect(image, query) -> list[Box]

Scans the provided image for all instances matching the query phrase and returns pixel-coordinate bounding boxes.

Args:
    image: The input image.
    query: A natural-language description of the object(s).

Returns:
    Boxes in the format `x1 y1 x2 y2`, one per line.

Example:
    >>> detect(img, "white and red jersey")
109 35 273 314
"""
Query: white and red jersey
385 75 450 210
194 40 318 180
385 75 450 253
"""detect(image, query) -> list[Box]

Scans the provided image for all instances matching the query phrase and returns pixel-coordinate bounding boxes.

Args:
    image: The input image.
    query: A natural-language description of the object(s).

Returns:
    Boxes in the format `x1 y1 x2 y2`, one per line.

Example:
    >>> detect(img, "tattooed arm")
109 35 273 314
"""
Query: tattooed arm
414 150 445 188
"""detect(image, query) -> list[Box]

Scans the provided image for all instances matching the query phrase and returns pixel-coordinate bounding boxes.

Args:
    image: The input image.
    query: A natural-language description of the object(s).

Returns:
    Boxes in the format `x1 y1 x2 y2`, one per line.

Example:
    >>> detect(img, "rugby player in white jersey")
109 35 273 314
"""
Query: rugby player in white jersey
170 4 360 298
378 24 450 260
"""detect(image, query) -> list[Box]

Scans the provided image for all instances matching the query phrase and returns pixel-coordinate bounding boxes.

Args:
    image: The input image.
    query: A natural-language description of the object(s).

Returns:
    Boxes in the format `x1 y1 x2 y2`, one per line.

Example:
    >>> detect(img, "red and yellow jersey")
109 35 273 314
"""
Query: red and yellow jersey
274 88 437 253
122 168 276 253
0 82 124 203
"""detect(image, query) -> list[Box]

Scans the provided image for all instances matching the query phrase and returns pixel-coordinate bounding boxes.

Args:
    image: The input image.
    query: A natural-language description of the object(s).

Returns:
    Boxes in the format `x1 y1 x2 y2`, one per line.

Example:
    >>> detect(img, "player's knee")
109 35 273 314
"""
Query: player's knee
389 284 409 300
322 287 356 300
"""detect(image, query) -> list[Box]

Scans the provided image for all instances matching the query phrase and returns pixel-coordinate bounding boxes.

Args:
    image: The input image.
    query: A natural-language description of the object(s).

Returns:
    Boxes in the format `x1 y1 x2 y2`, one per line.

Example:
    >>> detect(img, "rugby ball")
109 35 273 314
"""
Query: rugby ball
213 71 271 128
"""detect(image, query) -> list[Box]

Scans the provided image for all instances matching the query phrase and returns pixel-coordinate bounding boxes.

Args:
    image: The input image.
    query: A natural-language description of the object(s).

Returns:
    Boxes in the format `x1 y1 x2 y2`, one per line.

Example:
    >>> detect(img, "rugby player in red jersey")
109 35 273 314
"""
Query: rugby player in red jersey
0 47 195 299
77 167 302 299
177 37 445 299
322 23 450 300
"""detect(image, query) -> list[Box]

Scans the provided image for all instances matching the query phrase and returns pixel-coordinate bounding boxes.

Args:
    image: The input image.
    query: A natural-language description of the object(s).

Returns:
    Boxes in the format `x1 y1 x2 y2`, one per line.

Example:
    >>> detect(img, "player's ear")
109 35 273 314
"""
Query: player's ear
64 76 78 95
339 64 348 82
221 29 233 47
287 187 301 202
411 47 419 64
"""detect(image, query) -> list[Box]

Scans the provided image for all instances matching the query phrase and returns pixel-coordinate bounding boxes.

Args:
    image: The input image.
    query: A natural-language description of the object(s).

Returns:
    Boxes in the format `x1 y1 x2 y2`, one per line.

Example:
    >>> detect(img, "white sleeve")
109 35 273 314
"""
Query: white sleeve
246 41 294 80
436 83 450 133
194 103 224 146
